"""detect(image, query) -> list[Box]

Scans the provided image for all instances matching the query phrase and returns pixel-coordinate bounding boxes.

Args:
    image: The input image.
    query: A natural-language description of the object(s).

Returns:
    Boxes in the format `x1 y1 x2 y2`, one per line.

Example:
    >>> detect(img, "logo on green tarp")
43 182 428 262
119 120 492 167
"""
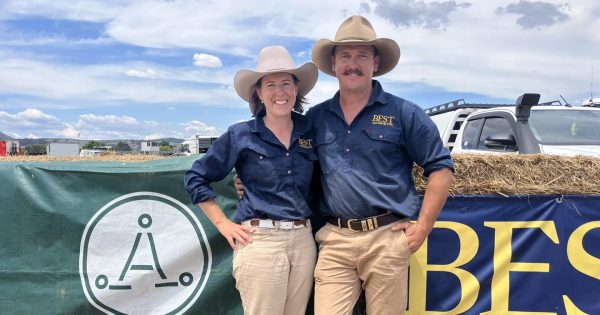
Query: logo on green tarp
79 192 212 314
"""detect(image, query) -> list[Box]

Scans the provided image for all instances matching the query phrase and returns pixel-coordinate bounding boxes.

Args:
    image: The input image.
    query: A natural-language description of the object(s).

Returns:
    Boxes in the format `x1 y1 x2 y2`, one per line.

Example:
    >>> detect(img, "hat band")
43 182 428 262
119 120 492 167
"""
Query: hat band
259 67 291 72
336 36 373 42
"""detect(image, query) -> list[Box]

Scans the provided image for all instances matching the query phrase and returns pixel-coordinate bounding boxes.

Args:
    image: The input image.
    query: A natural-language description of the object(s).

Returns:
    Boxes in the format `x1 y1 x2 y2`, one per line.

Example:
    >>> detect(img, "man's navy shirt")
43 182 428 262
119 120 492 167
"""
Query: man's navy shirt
184 111 317 222
306 80 454 219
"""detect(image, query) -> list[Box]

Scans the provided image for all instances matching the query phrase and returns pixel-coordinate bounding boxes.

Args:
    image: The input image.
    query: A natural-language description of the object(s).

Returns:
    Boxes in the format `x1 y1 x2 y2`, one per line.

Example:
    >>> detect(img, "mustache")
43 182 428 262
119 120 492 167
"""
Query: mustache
342 68 364 76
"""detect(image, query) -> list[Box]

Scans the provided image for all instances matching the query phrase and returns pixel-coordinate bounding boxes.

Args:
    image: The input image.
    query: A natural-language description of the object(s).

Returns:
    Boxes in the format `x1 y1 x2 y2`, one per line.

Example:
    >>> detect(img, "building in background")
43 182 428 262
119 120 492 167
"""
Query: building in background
0 140 20 156
181 135 219 154
46 142 80 157
140 140 161 154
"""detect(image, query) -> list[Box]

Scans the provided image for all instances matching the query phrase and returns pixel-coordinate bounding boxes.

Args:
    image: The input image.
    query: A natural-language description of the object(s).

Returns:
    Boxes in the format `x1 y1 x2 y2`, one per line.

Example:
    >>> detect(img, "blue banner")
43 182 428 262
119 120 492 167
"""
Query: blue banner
408 195 600 314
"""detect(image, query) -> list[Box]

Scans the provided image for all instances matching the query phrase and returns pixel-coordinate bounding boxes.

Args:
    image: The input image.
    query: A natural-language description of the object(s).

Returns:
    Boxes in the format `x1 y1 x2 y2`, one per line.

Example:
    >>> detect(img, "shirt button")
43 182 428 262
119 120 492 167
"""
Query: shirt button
259 156 263 159
285 152 290 156
287 170 292 174
347 130 351 134
379 135 383 139
345 148 350 152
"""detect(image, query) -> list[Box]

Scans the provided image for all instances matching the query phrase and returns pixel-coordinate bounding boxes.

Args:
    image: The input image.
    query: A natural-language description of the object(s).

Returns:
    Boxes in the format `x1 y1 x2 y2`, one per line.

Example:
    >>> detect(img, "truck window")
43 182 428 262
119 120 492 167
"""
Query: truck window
461 118 484 149
528 110 600 145
478 117 515 151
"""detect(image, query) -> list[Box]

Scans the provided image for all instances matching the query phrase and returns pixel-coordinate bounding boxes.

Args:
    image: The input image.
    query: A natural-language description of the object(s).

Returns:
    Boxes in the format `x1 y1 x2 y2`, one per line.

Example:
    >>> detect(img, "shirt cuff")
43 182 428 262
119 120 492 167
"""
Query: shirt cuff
190 187 217 205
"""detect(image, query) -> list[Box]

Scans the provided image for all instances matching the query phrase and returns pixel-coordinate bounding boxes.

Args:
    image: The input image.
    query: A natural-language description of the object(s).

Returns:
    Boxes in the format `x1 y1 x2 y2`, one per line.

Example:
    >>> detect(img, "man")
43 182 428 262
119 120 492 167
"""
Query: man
307 15 454 314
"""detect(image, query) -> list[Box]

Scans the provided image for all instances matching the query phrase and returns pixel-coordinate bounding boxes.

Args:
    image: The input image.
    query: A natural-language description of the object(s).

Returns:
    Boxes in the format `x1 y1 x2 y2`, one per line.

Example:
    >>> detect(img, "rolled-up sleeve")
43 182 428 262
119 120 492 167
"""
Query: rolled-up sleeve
403 105 454 177
184 129 238 204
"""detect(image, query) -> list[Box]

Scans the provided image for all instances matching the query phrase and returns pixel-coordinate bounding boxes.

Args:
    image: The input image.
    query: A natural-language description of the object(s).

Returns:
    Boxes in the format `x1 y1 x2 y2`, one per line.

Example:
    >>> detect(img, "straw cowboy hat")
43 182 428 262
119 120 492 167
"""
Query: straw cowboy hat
234 46 318 102
312 15 401 77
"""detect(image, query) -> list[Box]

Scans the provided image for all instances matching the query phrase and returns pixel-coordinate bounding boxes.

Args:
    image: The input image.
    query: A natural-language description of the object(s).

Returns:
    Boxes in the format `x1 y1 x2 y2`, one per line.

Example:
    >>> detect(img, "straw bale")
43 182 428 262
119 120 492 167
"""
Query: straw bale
414 154 600 195
4 153 600 195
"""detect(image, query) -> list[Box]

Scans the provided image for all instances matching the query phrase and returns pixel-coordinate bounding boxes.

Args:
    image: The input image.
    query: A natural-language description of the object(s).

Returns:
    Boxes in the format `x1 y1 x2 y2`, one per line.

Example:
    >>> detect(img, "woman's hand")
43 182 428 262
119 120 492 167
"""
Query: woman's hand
233 175 245 199
216 220 254 251
198 199 253 251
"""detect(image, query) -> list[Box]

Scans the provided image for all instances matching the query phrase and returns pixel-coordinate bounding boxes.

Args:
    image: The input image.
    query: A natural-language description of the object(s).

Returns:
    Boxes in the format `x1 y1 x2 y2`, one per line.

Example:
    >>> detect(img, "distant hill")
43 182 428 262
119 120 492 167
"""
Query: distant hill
0 132 14 140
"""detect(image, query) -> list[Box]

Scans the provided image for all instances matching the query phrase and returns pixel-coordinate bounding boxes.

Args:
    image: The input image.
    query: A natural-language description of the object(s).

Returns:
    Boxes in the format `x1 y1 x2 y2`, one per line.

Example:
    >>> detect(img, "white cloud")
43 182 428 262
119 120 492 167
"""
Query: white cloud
60 123 80 138
19 108 61 122
182 121 220 136
193 53 223 68
103 1 345 54
1 108 74 139
125 69 158 79
0 108 61 126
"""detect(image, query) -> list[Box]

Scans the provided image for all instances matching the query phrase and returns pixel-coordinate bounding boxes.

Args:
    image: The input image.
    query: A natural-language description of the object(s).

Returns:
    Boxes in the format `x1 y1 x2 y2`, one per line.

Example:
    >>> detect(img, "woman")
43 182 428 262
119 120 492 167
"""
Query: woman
184 46 318 315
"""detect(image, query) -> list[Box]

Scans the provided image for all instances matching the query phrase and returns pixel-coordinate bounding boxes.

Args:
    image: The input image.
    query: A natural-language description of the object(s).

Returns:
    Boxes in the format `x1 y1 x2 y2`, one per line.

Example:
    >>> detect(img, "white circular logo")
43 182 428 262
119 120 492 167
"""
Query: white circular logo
79 192 212 314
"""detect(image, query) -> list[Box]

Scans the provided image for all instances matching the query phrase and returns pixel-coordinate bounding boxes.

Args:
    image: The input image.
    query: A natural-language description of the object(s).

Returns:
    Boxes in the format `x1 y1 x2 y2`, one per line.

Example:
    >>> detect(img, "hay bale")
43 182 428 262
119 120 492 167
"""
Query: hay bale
414 154 600 195
4 153 600 195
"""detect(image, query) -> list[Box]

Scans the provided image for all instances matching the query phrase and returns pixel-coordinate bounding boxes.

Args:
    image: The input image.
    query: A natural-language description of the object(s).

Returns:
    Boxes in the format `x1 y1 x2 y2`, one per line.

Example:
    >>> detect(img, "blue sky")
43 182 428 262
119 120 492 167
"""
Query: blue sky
1 0 598 140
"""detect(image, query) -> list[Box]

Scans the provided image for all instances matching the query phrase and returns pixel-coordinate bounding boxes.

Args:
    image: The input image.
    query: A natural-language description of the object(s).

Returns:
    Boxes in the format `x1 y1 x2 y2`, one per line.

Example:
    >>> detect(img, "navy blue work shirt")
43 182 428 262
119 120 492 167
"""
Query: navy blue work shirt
306 80 454 219
184 111 317 222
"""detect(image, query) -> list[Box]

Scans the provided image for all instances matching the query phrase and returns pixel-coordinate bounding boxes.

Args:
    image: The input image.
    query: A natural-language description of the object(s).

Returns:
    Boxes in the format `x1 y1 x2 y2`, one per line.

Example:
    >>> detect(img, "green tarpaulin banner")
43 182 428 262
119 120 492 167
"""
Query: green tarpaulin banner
1 157 241 314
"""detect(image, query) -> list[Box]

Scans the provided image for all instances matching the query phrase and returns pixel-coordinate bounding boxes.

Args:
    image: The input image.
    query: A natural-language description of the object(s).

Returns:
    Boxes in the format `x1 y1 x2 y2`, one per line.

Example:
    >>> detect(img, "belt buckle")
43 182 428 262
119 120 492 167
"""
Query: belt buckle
347 218 378 232
279 221 293 229
347 218 361 232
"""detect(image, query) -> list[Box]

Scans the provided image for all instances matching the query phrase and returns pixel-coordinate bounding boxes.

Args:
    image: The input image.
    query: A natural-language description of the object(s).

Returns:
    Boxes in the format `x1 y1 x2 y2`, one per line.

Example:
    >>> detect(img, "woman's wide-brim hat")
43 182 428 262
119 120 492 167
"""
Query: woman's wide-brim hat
234 46 318 102
312 15 401 77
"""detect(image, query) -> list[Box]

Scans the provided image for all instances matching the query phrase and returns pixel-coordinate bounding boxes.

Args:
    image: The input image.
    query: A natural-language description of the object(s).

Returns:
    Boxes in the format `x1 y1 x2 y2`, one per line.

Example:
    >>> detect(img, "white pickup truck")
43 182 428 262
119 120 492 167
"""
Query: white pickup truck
426 93 600 156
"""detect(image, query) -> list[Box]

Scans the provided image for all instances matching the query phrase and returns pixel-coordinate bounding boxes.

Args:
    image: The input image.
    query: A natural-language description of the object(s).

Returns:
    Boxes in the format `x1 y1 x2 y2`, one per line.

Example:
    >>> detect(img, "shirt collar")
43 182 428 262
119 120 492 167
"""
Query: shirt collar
326 79 388 114
249 110 309 135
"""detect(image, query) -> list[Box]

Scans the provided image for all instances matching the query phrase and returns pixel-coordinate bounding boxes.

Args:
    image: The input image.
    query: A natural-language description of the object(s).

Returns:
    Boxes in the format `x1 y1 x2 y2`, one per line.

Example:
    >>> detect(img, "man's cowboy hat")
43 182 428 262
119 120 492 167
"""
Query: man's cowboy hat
234 46 318 102
312 15 400 77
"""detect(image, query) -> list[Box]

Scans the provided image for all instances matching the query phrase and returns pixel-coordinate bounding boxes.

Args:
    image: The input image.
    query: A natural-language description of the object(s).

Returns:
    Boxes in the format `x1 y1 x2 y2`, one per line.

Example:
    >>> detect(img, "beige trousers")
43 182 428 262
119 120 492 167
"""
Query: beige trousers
233 224 316 315
314 222 410 315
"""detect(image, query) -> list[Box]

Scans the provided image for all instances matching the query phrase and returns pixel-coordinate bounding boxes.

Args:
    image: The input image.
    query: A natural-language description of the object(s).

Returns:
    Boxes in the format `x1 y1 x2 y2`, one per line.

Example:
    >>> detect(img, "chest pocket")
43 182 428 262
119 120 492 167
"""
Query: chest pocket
314 130 341 175
365 127 401 144
240 145 277 182
355 127 405 176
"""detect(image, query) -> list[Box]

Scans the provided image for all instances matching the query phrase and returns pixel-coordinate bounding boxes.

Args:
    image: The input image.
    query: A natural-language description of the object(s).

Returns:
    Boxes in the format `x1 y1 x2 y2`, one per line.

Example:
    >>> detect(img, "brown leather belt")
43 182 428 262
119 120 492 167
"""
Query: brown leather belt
327 212 404 232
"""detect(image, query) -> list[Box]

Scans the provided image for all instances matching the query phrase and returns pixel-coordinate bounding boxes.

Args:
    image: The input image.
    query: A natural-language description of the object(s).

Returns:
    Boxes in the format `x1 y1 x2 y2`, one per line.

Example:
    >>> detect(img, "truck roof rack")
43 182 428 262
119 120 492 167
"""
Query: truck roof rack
425 99 567 116
538 100 565 106
425 99 512 116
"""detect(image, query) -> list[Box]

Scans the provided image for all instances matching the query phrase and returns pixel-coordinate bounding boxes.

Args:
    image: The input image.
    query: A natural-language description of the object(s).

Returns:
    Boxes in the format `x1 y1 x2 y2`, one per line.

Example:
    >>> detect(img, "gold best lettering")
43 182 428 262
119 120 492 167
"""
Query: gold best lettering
298 138 313 149
372 115 395 126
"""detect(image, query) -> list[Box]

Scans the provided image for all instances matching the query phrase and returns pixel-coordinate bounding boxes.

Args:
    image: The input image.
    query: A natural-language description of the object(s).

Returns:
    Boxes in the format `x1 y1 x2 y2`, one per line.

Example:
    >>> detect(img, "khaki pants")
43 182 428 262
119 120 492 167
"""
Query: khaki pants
233 224 316 315
314 222 410 315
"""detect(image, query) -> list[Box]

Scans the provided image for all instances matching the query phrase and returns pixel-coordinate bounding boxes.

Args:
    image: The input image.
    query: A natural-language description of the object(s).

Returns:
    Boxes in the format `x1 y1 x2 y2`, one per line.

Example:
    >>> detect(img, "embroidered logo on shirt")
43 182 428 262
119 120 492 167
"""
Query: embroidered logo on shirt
299 138 313 149
372 115 395 126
